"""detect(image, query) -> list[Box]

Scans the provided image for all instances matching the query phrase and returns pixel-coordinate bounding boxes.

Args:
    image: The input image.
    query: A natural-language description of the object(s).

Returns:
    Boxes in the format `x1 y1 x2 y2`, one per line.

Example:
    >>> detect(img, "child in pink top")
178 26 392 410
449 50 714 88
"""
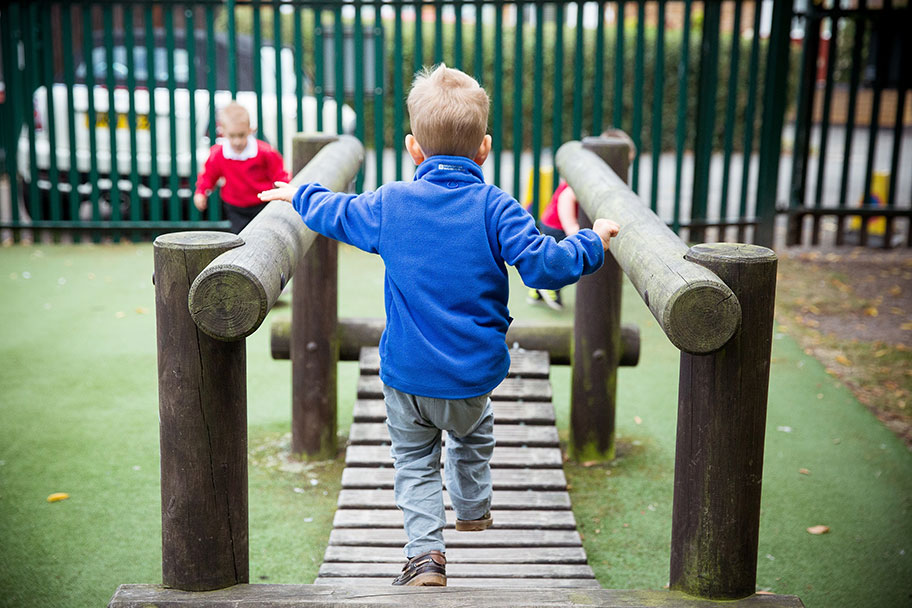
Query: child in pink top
527 180 580 310
194 102 290 234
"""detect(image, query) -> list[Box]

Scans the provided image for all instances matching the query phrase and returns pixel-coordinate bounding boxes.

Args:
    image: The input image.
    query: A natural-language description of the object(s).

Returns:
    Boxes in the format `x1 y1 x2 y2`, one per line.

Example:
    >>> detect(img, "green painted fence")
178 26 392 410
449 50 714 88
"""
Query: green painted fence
0 1 908 247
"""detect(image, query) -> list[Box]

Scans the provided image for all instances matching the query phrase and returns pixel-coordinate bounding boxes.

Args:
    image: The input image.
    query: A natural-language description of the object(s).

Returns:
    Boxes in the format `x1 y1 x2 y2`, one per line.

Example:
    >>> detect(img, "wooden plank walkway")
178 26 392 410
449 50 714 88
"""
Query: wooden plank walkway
316 347 599 588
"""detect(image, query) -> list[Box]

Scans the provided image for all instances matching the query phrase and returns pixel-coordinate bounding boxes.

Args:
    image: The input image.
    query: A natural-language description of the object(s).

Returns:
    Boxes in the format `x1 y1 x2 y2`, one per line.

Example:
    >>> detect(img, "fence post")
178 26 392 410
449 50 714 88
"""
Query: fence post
669 243 777 599
569 135 629 461
291 133 340 458
153 232 248 591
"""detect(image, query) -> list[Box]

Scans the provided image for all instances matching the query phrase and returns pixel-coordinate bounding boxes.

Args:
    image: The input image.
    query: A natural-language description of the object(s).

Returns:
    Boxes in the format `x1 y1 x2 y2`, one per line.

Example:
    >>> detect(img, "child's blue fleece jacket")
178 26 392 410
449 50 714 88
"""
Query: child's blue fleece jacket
293 155 604 399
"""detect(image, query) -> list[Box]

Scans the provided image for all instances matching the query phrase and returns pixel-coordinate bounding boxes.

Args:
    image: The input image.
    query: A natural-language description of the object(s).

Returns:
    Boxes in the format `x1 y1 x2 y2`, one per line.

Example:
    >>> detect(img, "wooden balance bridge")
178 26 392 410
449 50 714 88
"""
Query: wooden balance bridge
109 135 803 607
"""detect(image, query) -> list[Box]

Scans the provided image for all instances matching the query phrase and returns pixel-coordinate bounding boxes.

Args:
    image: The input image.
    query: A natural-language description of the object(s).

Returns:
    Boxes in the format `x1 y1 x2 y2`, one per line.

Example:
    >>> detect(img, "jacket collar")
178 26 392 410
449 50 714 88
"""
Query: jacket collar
414 155 485 184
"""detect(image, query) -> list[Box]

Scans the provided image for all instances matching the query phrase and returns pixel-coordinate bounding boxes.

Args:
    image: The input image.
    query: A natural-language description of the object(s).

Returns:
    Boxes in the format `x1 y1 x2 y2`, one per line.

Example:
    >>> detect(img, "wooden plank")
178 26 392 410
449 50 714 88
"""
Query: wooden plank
328 528 582 548
110 584 807 607
358 376 552 402
359 347 550 379
349 423 559 447
341 467 567 491
352 400 556 425
313 577 602 588
323 546 588 564
318 562 595 579
345 445 563 469
332 509 577 530
337 490 572 511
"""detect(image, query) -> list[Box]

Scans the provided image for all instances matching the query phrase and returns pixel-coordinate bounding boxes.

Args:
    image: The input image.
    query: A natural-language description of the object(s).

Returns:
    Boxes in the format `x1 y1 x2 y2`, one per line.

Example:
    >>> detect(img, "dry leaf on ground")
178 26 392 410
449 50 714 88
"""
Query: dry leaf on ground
807 525 830 535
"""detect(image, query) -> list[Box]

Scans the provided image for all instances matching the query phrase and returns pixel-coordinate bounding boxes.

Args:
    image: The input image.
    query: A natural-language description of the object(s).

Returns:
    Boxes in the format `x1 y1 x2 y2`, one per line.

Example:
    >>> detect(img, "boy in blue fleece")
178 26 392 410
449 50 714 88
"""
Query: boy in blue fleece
259 65 619 586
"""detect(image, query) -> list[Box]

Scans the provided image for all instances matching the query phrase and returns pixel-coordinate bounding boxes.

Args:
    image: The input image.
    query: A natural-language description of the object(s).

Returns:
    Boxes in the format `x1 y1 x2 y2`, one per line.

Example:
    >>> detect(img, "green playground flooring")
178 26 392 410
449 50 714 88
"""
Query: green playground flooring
0 241 909 607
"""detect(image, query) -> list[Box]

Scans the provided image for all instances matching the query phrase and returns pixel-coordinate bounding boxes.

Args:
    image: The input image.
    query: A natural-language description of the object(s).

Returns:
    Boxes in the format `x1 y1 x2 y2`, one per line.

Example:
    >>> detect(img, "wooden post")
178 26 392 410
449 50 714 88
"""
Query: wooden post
670 243 778 600
153 232 248 591
569 135 629 461
292 133 340 458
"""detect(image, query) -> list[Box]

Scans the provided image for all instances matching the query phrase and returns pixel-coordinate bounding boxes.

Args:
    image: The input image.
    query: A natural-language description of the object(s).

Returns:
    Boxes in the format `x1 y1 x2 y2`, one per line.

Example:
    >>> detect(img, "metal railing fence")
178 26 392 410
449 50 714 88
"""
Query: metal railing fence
0 1 908 246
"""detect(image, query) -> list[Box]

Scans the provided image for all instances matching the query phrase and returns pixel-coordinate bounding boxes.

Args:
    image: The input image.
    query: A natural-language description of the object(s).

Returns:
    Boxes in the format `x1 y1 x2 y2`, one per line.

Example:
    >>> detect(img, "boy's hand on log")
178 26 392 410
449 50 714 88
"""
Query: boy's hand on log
592 219 620 250
257 181 297 203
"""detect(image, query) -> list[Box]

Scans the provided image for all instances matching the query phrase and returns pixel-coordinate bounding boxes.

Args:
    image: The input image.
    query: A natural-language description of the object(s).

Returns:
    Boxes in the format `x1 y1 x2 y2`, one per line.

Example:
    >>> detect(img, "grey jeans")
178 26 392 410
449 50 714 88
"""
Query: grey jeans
382 384 495 557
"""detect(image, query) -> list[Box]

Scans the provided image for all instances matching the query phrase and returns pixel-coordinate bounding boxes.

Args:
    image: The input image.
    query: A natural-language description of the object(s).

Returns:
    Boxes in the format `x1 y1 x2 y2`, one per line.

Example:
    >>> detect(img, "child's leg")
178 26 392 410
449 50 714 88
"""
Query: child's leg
383 385 447 558
441 396 495 522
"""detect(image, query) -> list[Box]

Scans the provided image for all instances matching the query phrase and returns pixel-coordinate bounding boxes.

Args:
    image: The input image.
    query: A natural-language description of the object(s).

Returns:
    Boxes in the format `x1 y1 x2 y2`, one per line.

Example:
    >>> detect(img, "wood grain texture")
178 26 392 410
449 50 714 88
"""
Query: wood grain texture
323 546 589 564
349 422 559 447
556 140 742 354
344 445 564 468
317 562 594 578
336 489 571 511
328 528 582 548
332 509 577 530
341 467 567 491
352 399 556 425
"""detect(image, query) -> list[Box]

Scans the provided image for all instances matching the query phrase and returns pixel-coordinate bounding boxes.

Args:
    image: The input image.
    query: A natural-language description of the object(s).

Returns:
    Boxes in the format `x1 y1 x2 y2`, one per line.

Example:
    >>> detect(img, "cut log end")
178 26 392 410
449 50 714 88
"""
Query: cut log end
664 281 741 355
189 265 268 341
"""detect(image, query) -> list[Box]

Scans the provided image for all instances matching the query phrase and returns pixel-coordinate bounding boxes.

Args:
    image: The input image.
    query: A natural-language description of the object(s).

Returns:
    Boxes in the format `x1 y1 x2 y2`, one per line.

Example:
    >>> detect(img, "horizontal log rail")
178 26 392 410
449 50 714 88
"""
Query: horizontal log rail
188 135 365 341
556 139 742 355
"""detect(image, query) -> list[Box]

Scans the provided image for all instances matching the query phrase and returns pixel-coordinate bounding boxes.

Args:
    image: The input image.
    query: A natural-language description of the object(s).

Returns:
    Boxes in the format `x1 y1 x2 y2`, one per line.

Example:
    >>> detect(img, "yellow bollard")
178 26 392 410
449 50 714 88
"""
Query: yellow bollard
523 166 555 220
850 171 889 235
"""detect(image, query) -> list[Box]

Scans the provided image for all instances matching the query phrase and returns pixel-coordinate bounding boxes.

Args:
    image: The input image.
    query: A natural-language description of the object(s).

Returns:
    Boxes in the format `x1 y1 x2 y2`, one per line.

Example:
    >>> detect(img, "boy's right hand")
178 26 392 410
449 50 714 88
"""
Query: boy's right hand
592 219 620 250
193 192 207 212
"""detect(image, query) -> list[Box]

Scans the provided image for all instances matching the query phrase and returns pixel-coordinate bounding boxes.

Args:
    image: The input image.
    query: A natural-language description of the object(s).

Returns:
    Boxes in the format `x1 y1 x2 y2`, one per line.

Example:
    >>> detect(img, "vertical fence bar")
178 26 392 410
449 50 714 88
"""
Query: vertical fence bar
670 243 778 600
737 1 762 243
205 4 219 222
572 0 583 141
552 1 564 175
415 1 425 71
294 4 304 133
165 8 180 221
187 6 200 225
354 2 365 190
83 3 101 228
649 0 665 214
273 0 284 156
434 0 443 64
493 4 502 187
315 8 325 131
631 0 645 193
592 1 605 136
512 0 524 200
373 4 384 187
811 9 838 246
885 24 909 248
835 8 865 246
531 0 543 219
253 1 265 143
228 0 238 98
612 0 624 129
154 231 248 591
22 2 39 220
394 5 403 181
718 0 743 240
334 3 344 134
570 135 629 462
454 0 463 69
104 2 121 234
124 4 141 238
859 14 885 249
474 1 483 84
754 0 793 248
145 3 161 225
41 1 61 225
785 11 820 247
2 2 23 234
689 0 721 244
291 134 339 458
60 4 80 233
672 0 692 235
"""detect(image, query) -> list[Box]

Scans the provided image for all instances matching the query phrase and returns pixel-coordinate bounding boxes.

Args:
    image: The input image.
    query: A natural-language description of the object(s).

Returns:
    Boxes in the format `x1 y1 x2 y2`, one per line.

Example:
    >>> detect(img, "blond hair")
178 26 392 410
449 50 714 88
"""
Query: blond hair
407 64 489 158
218 101 251 129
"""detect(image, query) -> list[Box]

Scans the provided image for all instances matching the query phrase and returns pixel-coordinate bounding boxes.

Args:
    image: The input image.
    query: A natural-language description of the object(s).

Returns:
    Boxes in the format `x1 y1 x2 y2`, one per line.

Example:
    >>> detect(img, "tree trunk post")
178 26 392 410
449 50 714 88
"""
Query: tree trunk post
153 231 248 591
291 133 340 458
569 135 629 461
670 243 778 599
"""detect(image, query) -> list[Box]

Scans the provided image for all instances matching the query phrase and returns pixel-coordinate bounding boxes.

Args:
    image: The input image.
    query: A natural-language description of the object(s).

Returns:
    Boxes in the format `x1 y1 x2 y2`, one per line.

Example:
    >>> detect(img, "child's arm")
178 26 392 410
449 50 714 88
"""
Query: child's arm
194 149 223 211
259 182 382 253
556 186 580 236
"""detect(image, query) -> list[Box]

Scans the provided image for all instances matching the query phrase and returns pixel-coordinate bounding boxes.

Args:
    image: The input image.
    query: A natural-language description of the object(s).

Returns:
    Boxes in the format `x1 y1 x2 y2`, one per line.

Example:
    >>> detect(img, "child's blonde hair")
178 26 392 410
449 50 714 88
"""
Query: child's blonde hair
407 64 489 158
218 101 251 129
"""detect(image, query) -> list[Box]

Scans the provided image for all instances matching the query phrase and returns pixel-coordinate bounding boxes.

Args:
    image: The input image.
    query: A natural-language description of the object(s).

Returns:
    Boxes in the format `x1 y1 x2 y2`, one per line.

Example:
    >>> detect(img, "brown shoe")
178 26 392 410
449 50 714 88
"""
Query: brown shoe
455 511 493 531
391 550 446 586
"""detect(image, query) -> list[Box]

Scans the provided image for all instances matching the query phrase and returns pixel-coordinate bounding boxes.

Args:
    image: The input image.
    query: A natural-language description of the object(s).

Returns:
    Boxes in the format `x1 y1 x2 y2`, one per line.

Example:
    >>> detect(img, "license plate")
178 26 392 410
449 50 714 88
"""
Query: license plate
85 113 150 130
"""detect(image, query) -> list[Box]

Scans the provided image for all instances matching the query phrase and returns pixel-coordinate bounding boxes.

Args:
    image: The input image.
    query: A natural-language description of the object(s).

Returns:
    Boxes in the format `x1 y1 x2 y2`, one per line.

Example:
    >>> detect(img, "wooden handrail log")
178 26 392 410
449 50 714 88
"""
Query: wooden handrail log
189 136 365 341
556 140 741 354
269 317 640 367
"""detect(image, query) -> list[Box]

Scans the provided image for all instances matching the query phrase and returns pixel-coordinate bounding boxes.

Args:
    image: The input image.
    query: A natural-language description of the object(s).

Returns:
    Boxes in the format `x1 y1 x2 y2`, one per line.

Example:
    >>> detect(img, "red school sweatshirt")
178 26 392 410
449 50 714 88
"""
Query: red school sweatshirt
195 140 290 208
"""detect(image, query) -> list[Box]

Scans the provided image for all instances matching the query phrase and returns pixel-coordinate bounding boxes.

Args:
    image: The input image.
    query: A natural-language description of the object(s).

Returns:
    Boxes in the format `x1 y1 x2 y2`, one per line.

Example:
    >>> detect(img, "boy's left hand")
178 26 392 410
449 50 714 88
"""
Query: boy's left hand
258 181 297 203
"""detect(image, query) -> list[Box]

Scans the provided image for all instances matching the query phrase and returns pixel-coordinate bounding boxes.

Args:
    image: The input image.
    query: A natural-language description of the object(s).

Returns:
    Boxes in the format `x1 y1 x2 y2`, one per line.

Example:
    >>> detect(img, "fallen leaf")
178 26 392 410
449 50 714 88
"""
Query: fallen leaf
901 322 912 331
835 355 852 366
757 591 775 595
799 468 811 475
582 460 598 468
889 285 902 296
135 307 149 315
633 416 642 425
807 525 830 535
115 311 126 319
864 307 879 317
47 492 70 503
